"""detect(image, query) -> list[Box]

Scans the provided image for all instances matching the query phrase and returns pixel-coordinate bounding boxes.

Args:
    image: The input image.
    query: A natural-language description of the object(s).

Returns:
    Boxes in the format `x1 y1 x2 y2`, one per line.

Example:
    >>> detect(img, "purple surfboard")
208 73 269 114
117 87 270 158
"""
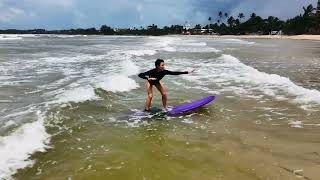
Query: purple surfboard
168 96 215 115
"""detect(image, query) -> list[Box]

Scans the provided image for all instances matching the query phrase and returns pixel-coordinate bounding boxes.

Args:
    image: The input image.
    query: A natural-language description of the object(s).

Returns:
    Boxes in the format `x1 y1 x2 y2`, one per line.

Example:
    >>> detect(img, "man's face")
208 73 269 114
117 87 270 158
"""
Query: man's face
159 62 165 71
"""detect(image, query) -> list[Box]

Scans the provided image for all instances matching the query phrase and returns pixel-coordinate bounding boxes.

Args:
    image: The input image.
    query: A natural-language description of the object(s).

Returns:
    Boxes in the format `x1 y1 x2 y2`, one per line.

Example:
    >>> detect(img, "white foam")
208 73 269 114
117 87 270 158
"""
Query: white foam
0 34 23 40
145 36 179 52
0 34 41 39
38 50 143 104
162 46 177 52
178 47 221 53
121 59 140 76
213 38 255 45
222 55 320 106
145 37 222 53
0 112 50 180
41 54 108 64
2 121 15 129
38 34 83 38
2 106 37 119
188 54 320 108
124 49 157 56
17 34 39 38
179 54 320 109
180 42 207 46
182 118 194 124
107 49 157 63
289 120 303 128
53 85 100 104
96 75 139 93
227 39 255 44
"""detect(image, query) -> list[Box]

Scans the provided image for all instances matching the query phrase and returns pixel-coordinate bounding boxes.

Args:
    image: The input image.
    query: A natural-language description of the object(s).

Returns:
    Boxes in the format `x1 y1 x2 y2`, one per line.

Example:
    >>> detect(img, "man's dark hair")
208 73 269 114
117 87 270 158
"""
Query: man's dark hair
155 59 164 67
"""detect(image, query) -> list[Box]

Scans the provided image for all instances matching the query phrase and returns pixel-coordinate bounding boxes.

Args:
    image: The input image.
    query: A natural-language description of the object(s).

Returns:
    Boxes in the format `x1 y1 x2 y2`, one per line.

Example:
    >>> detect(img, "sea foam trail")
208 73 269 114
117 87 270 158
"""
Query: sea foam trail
96 75 139 93
215 38 255 45
46 48 145 103
181 54 320 110
0 35 23 40
145 36 178 52
52 85 101 104
0 112 50 180
145 37 222 53
218 54 320 107
95 53 141 93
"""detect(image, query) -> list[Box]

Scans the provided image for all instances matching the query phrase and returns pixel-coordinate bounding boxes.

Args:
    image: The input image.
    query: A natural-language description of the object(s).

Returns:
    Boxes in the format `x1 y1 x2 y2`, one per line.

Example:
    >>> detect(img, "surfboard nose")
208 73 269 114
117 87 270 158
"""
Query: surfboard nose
168 95 216 115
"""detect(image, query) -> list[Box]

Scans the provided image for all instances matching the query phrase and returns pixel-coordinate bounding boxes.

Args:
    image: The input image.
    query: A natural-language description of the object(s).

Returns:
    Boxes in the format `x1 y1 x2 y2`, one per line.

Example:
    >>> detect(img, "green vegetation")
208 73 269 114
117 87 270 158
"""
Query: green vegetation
0 4 319 36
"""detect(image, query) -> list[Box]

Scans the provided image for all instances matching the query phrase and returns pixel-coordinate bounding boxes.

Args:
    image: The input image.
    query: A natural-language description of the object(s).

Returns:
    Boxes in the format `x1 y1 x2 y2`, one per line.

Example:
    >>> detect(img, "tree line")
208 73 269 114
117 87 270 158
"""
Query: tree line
0 4 319 36
205 4 319 35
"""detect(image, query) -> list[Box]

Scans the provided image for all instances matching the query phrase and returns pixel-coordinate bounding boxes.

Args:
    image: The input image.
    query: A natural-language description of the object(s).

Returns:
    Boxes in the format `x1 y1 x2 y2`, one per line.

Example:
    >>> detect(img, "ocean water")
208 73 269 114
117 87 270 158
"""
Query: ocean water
1 34 320 180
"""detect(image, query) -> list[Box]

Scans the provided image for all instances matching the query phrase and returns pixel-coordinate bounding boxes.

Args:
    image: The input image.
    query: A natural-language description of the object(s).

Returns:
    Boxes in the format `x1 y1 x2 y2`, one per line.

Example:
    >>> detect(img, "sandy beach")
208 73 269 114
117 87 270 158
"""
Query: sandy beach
193 34 320 41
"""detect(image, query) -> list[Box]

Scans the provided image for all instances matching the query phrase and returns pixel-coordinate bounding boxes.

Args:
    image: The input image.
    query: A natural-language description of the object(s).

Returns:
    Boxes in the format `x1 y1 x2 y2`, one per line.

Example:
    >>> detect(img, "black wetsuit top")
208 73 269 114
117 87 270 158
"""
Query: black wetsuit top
138 69 188 85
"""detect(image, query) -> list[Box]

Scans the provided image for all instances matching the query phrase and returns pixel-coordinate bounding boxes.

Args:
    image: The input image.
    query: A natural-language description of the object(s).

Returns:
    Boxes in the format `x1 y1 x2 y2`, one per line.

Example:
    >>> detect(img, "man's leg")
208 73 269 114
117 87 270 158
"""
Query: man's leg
156 81 167 110
145 81 153 111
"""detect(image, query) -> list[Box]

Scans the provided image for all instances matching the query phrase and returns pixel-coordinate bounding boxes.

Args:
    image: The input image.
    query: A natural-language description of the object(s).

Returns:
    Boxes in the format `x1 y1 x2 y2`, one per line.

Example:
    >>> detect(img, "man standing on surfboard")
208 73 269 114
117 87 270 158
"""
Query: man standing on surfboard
138 59 193 112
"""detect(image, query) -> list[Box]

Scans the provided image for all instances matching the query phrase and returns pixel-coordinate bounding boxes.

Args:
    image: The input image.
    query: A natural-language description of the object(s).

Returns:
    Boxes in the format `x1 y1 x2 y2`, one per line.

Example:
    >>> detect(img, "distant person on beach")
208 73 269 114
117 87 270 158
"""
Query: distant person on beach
138 59 193 111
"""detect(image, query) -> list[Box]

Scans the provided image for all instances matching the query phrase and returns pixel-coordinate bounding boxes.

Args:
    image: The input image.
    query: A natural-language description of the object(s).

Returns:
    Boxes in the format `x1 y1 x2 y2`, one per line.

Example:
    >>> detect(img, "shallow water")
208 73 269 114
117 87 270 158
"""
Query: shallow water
0 34 320 180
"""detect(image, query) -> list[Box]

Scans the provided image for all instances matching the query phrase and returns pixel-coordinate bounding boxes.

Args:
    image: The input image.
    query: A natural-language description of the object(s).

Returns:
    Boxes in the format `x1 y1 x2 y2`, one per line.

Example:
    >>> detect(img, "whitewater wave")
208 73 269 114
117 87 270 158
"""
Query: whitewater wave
181 54 320 110
218 54 320 107
45 56 141 105
95 75 139 93
177 47 221 53
176 41 207 46
52 85 101 104
212 38 255 45
145 36 178 52
0 112 50 180
41 54 109 64
0 35 23 40
144 37 222 53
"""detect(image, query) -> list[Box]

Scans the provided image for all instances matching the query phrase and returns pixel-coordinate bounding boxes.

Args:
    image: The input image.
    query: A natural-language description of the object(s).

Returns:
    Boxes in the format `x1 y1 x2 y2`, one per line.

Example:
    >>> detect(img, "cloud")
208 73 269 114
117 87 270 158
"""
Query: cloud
136 3 143 12
229 0 318 20
0 0 317 29
24 0 74 9
0 7 25 23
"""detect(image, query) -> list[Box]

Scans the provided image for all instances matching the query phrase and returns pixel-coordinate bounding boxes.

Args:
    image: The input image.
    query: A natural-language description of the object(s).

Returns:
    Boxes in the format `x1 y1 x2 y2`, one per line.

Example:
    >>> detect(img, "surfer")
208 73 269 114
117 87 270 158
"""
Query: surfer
138 59 193 112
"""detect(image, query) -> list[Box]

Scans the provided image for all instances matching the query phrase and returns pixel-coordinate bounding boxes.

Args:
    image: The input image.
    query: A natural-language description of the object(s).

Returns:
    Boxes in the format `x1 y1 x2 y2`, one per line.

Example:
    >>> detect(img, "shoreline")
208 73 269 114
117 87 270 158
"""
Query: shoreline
190 34 320 41
1 33 320 41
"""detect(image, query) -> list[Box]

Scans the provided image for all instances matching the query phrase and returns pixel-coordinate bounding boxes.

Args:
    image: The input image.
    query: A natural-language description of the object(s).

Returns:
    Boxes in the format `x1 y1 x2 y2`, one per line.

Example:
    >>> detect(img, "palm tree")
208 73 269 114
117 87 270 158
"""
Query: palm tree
195 24 202 29
303 4 316 17
207 17 212 32
238 13 245 22
218 11 223 18
235 19 240 26
250 13 257 18
227 16 235 27
224 12 228 18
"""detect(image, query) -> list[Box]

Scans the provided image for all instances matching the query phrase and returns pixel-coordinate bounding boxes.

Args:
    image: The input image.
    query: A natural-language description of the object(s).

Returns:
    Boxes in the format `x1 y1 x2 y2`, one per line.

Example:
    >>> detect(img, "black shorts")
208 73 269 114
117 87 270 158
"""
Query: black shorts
148 80 160 86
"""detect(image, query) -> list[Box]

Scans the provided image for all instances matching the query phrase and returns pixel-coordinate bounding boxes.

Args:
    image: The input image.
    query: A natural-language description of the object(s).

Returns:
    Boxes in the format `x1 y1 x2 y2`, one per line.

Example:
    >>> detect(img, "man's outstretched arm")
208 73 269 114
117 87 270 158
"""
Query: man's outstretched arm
165 70 189 75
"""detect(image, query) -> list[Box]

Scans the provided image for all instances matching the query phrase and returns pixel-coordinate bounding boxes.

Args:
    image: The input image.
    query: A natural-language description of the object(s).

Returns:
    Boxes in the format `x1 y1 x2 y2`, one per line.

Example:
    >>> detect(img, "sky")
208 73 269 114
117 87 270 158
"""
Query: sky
0 0 318 30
